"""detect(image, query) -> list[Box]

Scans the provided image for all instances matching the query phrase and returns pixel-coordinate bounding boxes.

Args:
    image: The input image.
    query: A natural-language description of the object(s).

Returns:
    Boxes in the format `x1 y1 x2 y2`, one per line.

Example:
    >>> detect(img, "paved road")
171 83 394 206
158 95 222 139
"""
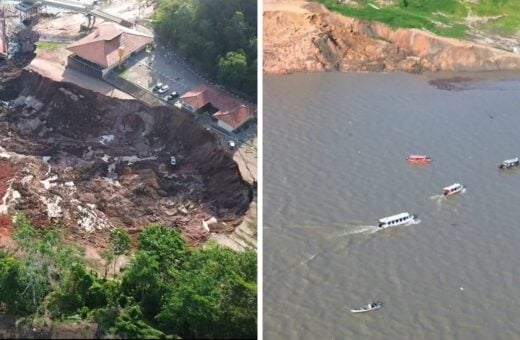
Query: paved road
122 48 257 149
122 44 204 97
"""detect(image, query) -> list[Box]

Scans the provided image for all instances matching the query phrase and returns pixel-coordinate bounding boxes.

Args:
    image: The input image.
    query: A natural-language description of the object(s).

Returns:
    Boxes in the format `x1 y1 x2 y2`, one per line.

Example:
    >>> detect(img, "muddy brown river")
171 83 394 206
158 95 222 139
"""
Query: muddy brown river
264 71 520 339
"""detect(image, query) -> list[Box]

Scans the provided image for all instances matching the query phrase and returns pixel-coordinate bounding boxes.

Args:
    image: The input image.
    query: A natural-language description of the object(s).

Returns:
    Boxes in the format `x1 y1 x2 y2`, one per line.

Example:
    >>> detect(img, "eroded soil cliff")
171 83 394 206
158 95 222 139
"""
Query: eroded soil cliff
0 68 252 248
264 0 520 74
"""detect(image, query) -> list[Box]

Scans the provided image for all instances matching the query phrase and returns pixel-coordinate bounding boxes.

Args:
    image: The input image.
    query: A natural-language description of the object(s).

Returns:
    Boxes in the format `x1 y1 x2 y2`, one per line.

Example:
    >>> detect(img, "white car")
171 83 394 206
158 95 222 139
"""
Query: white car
158 85 170 94
152 82 163 91
170 156 177 166
227 140 236 150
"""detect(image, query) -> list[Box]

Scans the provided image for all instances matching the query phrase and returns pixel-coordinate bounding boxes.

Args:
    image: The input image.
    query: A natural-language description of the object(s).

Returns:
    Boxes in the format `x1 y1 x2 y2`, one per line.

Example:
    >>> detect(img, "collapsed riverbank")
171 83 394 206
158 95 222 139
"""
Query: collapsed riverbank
264 0 520 74
0 66 252 253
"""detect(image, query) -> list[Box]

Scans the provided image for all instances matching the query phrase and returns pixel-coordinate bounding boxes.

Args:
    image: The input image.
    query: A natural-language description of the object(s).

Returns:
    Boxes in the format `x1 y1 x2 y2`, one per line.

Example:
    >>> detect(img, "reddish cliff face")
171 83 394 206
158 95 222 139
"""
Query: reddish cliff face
264 0 520 74
0 69 252 247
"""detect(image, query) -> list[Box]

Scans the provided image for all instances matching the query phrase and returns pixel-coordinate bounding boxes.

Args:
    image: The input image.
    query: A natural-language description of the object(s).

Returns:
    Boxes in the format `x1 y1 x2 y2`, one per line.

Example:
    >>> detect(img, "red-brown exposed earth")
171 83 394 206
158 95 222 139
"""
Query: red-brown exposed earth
0 67 252 249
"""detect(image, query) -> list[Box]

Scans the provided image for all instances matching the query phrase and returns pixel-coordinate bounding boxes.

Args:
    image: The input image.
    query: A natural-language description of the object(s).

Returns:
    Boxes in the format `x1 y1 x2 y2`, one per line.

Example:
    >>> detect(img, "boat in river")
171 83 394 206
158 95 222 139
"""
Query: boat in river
378 212 416 228
443 183 464 196
350 302 382 313
406 154 432 164
499 157 519 169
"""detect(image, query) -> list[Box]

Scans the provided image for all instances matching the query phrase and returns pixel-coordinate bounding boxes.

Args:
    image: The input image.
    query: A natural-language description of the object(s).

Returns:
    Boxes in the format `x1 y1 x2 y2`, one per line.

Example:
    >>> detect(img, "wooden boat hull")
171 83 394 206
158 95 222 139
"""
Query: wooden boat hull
350 305 382 313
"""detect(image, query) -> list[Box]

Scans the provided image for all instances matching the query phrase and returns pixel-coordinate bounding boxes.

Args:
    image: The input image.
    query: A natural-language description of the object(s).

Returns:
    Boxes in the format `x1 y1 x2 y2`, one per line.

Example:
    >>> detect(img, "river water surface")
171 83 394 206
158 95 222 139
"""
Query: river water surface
264 72 520 340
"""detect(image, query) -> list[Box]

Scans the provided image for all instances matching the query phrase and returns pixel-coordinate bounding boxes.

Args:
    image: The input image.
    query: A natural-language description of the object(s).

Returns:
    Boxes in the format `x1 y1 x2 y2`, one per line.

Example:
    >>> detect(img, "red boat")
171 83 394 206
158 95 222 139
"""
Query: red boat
406 155 432 164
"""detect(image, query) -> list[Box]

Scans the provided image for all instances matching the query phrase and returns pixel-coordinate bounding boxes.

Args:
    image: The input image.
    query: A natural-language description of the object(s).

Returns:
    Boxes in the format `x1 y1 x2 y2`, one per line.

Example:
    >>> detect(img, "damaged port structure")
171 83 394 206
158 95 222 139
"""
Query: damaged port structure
0 65 252 248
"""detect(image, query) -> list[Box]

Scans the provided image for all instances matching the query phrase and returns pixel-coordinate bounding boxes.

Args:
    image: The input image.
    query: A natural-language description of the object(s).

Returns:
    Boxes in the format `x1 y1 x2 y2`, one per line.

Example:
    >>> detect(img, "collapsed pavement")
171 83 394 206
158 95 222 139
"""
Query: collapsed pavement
0 68 252 248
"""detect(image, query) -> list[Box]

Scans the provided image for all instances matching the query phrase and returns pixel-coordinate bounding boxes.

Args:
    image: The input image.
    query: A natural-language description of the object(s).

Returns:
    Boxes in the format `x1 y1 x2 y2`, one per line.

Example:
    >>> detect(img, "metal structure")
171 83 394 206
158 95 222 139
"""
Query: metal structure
7 0 132 27
0 9 6 56
15 1 41 22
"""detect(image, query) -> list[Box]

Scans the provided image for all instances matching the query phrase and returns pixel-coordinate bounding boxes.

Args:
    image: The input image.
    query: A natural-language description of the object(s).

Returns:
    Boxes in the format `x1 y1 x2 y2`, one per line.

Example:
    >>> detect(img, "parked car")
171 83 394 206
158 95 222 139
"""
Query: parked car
170 156 177 166
152 82 163 91
166 92 179 101
158 85 170 94
227 140 236 150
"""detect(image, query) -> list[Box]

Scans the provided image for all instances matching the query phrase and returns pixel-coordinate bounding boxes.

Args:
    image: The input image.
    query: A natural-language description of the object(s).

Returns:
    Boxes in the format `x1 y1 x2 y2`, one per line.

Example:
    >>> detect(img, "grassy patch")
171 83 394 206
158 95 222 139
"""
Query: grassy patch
316 0 468 38
115 64 129 77
316 0 520 38
482 16 520 35
35 41 67 51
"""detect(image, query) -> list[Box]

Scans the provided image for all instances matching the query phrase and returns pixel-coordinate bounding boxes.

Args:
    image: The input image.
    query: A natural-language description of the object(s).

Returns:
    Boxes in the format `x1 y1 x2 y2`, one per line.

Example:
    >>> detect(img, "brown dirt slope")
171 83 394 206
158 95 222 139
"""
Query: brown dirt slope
263 0 520 74
0 69 252 248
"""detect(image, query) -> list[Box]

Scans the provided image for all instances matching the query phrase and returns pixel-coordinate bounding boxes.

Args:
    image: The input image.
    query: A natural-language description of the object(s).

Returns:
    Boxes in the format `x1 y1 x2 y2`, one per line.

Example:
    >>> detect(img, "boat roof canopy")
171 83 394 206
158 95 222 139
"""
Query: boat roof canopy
443 183 462 191
379 212 411 223
503 157 519 164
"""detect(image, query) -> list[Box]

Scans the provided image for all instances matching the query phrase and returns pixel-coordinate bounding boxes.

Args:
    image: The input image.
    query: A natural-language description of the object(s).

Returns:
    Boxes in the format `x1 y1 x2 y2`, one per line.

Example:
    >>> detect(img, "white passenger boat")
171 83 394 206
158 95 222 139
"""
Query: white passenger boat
350 302 382 313
499 157 519 169
443 183 464 196
378 212 416 229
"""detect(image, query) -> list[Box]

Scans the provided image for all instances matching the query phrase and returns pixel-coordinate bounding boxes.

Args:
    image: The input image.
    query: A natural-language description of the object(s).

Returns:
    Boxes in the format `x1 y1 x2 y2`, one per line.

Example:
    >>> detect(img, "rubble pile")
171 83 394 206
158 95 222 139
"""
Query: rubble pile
0 70 252 247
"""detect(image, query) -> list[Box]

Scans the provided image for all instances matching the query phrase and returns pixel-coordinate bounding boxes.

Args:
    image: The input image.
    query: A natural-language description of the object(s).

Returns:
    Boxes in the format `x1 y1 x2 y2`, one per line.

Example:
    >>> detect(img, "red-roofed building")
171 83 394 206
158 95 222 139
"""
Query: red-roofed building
179 85 256 132
67 23 153 77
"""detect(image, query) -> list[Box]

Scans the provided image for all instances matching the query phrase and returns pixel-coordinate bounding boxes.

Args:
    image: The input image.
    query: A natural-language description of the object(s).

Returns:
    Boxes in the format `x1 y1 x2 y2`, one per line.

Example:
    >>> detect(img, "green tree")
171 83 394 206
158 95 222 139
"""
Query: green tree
110 305 166 339
0 217 257 339
51 263 109 316
218 50 248 90
138 225 188 270
121 226 187 320
108 227 131 276
0 254 49 315
157 244 256 338
121 251 162 320
101 249 115 279
153 0 257 97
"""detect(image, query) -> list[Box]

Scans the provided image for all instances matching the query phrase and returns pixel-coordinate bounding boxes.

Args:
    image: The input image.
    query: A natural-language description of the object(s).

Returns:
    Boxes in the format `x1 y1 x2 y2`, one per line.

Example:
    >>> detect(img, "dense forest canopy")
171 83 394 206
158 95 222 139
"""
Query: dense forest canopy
0 215 257 338
154 0 257 99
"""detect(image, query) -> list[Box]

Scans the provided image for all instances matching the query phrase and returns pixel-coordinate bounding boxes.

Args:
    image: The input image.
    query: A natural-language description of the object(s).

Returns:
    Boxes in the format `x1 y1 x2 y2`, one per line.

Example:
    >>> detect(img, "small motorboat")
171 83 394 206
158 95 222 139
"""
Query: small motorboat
443 183 464 196
406 155 432 164
350 302 382 313
499 157 519 169
378 212 416 229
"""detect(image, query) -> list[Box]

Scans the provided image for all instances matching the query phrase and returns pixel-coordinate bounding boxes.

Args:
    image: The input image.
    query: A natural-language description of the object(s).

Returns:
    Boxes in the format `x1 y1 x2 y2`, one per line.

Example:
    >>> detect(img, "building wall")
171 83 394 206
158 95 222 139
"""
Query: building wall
67 55 103 79
217 120 234 132
180 100 196 113
103 71 165 107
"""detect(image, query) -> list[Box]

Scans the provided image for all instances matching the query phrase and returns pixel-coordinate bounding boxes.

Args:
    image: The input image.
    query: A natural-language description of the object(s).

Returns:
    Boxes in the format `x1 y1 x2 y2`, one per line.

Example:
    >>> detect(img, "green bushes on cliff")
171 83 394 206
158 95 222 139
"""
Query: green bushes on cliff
0 216 257 339
154 0 257 99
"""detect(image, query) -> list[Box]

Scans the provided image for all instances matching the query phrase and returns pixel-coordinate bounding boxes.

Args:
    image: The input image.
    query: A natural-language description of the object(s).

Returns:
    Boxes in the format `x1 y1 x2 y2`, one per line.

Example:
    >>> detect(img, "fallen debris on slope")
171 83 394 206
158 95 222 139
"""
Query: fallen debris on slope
0 69 252 248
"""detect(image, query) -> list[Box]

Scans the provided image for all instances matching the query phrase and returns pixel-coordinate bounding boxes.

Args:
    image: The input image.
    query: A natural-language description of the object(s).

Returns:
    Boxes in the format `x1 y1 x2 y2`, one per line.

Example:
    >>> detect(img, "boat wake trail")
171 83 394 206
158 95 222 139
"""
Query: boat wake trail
408 219 421 225
300 253 317 265
266 223 381 278
430 194 444 200
332 225 379 238
287 223 378 236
